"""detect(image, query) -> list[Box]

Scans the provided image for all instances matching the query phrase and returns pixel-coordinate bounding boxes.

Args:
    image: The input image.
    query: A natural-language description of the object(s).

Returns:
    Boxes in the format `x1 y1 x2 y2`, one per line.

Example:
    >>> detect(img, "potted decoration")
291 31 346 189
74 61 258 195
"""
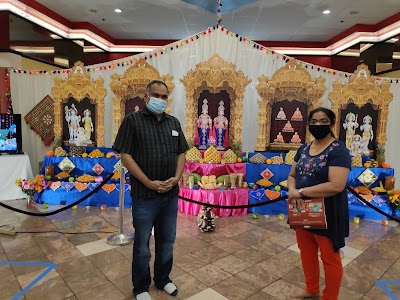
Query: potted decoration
15 175 47 207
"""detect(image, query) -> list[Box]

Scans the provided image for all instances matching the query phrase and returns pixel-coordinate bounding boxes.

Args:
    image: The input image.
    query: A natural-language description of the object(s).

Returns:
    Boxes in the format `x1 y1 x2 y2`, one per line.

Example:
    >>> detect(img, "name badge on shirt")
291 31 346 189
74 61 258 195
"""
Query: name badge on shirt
172 130 179 136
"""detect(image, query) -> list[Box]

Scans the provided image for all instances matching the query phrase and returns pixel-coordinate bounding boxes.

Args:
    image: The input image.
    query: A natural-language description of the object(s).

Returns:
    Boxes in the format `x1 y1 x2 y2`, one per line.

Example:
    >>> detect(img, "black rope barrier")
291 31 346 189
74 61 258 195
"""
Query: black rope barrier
0 173 114 217
179 186 400 223
347 186 399 223
178 194 286 209
0 176 398 224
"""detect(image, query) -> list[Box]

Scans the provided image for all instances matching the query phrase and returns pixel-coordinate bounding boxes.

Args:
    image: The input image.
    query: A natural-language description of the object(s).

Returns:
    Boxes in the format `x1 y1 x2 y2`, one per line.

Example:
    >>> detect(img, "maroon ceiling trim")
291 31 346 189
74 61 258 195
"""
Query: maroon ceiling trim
17 0 400 48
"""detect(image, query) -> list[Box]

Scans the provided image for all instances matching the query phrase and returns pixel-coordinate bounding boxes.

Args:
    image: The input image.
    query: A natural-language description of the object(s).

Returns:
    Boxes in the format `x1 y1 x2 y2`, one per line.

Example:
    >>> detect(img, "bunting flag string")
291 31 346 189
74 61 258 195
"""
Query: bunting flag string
5 24 398 84
217 0 222 25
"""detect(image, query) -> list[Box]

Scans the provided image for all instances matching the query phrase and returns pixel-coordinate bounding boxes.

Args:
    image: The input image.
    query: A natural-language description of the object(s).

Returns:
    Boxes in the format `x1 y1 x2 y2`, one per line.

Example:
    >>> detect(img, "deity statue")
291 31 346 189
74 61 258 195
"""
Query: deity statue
274 132 284 143
75 127 88 146
282 121 294 132
134 105 140 112
276 107 287 120
343 112 359 149
291 108 303 121
65 104 81 142
213 101 229 150
195 99 213 149
82 109 94 142
360 115 373 153
350 134 363 157
291 132 302 143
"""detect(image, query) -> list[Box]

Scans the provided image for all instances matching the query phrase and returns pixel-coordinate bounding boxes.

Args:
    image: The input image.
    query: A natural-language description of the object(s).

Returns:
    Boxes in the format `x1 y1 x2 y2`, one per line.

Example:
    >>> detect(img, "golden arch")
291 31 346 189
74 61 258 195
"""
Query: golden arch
329 64 393 146
180 53 251 148
52 61 107 146
255 59 326 151
110 58 174 139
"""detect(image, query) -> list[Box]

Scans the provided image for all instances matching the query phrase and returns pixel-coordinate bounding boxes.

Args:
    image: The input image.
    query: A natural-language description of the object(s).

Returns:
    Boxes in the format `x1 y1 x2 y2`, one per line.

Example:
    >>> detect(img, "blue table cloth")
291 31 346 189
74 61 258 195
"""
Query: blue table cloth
40 155 130 207
246 160 394 220
248 190 393 220
36 183 132 208
248 152 376 164
246 162 394 189
41 156 127 178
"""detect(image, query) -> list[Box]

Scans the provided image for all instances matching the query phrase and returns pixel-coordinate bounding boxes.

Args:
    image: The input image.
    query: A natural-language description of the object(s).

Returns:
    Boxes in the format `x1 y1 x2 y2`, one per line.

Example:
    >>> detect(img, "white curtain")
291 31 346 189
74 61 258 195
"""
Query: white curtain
9 27 400 187
10 73 60 174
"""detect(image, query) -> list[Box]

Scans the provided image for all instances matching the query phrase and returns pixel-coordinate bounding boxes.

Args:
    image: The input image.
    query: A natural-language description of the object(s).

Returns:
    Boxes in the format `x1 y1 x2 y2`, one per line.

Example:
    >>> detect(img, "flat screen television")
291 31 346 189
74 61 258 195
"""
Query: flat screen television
0 114 22 154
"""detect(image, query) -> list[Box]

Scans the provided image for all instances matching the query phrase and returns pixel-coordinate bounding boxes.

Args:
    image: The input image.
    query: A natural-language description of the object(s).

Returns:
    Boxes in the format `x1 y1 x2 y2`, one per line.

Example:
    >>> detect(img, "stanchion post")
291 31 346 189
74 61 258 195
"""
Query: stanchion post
107 167 134 246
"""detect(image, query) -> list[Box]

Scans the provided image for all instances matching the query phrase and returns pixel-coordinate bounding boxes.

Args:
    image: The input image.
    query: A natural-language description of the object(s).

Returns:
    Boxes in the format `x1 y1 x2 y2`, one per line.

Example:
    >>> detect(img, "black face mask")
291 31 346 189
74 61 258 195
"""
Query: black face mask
308 125 331 140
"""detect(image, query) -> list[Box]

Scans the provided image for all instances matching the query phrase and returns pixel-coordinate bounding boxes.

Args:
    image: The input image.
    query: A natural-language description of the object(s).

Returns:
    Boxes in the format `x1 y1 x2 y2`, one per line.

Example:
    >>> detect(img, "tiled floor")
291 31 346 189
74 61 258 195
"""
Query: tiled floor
0 199 399 300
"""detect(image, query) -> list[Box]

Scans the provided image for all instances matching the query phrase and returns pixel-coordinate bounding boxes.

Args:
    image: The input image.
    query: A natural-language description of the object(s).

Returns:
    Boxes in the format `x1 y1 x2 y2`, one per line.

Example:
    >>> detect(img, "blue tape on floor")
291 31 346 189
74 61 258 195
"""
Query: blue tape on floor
0 261 58 300
376 280 400 300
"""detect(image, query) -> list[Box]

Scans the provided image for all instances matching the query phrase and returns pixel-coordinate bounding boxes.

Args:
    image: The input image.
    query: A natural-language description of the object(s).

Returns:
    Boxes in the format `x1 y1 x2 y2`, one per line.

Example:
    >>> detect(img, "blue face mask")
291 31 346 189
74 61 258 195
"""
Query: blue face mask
147 96 167 115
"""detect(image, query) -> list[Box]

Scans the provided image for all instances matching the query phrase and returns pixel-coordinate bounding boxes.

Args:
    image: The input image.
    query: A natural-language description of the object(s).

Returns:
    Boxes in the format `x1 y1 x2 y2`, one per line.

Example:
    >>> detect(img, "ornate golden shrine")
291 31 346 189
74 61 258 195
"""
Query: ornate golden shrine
255 59 326 151
52 61 107 146
180 53 251 147
110 58 174 139
329 64 393 146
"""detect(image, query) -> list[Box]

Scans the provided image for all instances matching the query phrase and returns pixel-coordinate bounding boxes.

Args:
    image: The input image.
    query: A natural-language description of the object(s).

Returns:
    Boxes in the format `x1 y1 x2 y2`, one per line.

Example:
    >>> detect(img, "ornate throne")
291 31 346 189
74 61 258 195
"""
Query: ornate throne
52 61 107 146
255 59 326 151
110 58 174 139
329 64 393 154
180 53 251 148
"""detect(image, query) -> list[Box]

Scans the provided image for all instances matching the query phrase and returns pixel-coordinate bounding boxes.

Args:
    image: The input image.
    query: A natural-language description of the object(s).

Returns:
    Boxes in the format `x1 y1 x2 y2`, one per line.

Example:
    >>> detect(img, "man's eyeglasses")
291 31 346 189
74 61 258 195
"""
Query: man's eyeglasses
309 118 331 125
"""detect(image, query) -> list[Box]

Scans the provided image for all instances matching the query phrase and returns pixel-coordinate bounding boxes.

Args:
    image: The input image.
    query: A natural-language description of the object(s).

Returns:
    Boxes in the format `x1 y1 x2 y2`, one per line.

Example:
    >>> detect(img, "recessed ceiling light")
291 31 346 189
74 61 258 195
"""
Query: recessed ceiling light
114 8 122 13
323 10 331 15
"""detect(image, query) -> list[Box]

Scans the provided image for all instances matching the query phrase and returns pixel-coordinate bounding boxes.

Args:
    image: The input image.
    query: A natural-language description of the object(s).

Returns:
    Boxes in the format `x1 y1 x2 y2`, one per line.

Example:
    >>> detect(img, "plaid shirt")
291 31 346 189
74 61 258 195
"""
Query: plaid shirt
113 108 189 199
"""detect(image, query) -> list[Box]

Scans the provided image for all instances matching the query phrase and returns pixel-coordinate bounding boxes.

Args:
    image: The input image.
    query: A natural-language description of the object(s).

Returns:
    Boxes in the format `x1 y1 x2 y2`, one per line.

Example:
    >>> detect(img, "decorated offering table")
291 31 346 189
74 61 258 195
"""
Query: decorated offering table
178 187 248 217
248 190 394 220
184 161 246 178
246 152 395 220
181 146 250 217
38 150 132 207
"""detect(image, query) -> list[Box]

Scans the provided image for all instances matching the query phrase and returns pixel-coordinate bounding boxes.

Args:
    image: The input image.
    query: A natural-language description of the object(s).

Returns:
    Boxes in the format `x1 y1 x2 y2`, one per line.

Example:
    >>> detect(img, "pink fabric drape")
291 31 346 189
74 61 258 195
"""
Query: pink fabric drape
178 187 248 217
184 162 245 178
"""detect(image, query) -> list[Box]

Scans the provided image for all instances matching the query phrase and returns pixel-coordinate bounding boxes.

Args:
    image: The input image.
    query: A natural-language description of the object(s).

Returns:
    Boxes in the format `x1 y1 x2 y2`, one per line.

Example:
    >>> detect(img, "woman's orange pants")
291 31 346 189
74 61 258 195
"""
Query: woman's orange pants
296 229 343 300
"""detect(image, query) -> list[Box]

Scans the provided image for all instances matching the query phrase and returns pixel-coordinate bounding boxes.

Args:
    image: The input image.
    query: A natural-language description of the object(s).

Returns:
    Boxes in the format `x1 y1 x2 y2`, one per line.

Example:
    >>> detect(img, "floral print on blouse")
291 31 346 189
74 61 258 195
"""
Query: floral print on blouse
294 141 348 188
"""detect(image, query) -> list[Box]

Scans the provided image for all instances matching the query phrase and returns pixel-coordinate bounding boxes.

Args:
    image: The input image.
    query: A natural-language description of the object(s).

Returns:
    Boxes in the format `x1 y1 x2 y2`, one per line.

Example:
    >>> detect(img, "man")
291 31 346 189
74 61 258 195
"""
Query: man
113 80 189 300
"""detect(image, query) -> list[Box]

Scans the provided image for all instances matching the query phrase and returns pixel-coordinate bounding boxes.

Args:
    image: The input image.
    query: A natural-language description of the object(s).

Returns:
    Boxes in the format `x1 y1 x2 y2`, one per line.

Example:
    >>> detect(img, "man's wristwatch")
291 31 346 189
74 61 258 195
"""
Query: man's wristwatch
298 188 305 197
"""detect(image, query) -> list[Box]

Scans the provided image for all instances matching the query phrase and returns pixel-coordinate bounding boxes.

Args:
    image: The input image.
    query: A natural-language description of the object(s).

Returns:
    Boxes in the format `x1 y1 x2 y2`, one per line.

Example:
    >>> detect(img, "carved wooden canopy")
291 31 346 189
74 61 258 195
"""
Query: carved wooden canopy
110 58 174 139
255 59 326 151
52 61 107 146
329 64 393 146
180 53 251 148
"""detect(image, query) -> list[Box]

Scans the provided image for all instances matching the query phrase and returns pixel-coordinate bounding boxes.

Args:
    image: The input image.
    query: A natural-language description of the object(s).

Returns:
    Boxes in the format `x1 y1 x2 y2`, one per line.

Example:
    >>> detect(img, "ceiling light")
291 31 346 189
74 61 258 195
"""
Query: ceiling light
323 10 331 15
114 8 122 13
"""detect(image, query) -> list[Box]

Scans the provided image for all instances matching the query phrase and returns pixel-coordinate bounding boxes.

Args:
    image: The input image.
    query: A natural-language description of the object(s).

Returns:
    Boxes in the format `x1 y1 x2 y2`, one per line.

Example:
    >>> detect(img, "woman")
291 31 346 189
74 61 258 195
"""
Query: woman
287 107 351 300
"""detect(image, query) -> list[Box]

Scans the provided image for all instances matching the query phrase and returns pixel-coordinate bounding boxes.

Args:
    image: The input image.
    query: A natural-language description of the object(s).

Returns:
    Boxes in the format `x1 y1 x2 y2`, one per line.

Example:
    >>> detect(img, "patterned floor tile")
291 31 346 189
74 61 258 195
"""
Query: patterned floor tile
0 200 399 300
